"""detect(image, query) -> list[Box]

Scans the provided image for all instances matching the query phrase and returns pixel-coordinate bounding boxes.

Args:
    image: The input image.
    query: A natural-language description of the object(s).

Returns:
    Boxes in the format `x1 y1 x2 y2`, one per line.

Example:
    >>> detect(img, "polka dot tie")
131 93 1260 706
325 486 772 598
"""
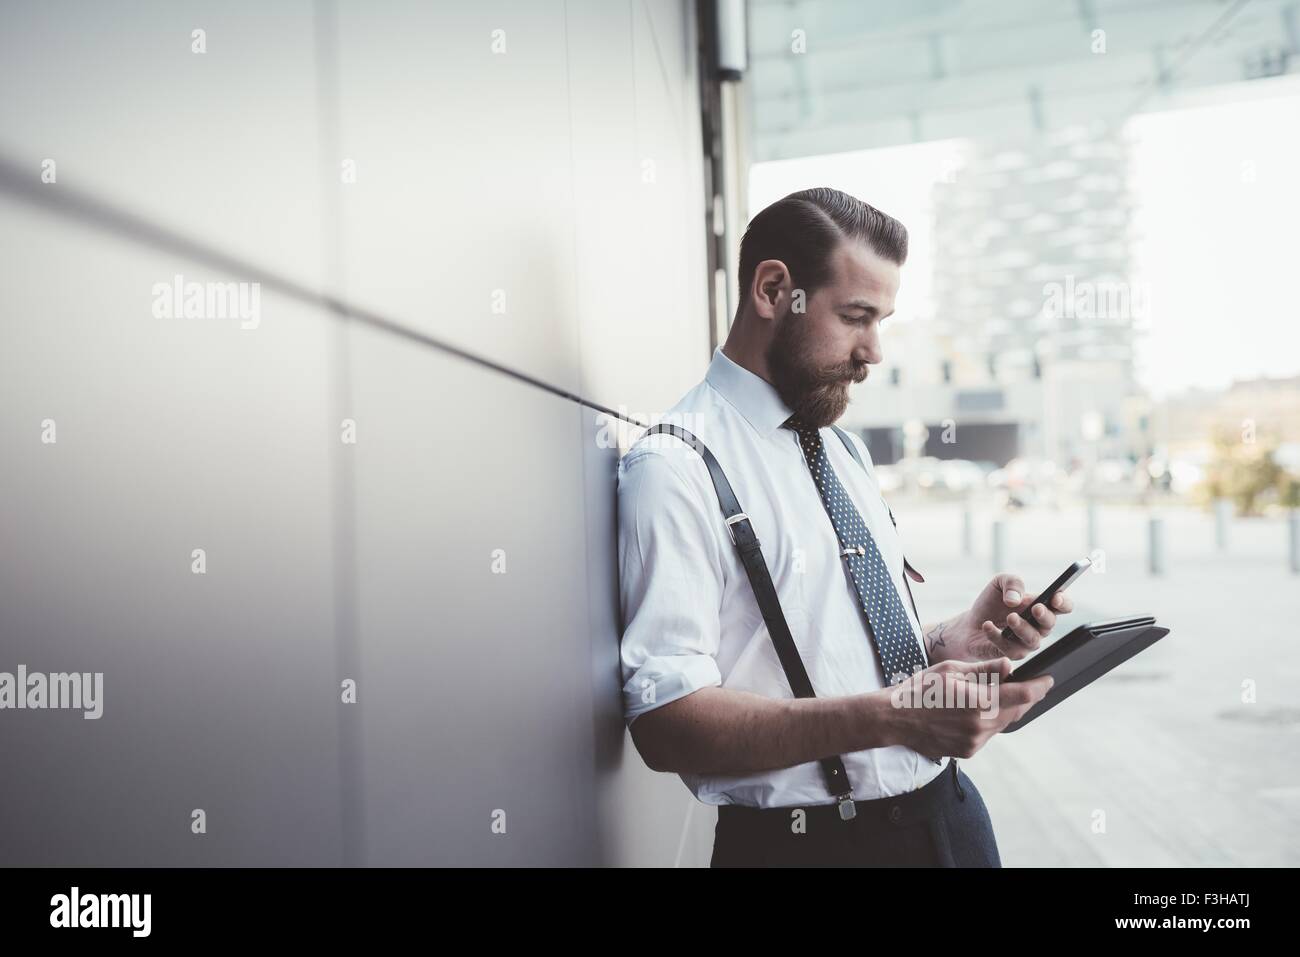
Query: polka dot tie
787 419 930 685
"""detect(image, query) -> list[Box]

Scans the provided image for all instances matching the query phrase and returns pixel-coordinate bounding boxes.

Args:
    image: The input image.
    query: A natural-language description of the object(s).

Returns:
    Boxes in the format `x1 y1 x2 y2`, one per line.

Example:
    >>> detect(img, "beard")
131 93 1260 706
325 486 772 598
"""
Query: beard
766 309 868 429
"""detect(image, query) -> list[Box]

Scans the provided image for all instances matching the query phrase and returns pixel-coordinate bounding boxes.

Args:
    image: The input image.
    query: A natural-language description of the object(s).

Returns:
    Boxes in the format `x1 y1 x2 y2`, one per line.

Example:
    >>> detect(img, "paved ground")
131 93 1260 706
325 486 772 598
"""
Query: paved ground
893 499 1300 867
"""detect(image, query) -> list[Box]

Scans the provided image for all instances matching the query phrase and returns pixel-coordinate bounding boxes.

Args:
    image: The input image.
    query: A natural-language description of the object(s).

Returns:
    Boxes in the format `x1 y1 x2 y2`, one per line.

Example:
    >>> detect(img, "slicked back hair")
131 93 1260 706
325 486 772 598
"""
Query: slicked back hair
737 187 908 308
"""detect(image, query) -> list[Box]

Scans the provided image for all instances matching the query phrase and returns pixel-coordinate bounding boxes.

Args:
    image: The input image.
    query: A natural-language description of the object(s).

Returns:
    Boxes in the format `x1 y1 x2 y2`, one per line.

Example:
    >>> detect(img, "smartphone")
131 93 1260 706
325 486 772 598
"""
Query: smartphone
1000 558 1091 645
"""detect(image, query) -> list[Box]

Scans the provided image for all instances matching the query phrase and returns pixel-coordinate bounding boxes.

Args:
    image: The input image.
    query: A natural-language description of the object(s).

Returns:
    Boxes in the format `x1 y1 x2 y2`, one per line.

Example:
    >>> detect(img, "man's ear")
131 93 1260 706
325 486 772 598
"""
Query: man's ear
750 259 790 320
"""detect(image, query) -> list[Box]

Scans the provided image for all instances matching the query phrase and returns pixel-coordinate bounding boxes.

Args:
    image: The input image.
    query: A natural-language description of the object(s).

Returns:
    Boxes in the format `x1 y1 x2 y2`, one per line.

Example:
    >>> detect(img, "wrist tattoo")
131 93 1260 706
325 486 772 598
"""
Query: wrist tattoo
926 619 949 656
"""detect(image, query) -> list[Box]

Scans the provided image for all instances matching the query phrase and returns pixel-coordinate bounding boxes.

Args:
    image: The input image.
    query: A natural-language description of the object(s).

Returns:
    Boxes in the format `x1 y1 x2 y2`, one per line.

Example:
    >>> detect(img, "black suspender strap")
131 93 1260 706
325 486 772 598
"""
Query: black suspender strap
640 424 858 820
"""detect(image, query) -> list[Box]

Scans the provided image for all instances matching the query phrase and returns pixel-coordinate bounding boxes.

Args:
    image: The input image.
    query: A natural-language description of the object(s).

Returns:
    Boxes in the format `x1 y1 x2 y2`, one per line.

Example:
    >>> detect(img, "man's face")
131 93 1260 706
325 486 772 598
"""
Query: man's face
765 239 901 429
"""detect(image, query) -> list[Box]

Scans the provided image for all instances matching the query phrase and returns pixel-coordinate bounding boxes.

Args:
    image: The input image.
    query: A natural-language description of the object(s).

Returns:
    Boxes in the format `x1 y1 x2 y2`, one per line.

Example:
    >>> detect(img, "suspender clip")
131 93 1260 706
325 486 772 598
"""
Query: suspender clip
837 794 857 821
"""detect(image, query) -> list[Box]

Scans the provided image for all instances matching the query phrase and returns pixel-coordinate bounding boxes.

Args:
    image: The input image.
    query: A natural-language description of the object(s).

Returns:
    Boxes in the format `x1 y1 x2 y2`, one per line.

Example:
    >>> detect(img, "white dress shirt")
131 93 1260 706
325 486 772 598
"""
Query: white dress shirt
617 345 951 807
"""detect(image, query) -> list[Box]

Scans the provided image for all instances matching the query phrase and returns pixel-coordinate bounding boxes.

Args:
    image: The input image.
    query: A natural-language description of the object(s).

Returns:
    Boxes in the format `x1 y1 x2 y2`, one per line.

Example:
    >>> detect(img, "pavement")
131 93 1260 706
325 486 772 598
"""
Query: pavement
893 499 1300 867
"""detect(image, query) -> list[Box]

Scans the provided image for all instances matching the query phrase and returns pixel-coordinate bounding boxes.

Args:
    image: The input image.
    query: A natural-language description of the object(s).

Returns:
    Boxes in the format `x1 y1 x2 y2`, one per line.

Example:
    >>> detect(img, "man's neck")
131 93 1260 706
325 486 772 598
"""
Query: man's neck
721 333 774 386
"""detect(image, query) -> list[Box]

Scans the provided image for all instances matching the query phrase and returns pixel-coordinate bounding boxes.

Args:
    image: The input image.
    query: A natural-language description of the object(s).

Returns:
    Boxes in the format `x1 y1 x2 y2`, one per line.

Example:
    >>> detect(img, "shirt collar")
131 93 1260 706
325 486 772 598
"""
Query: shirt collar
705 346 797 437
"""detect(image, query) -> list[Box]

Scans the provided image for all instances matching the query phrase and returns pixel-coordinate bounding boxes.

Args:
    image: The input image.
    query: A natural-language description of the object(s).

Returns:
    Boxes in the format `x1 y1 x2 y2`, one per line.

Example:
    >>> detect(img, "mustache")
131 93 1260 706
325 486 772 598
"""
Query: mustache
807 362 869 386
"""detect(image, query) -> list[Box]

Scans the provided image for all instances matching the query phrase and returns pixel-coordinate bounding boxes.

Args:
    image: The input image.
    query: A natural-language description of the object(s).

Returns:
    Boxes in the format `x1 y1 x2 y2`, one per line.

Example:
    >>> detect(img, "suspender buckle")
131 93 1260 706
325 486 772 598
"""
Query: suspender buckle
724 512 752 546
836 793 857 821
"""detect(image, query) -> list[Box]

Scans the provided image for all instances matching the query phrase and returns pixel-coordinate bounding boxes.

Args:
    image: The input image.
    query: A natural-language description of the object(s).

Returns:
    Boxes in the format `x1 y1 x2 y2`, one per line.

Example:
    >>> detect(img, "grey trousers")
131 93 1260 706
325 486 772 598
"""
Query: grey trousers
710 759 1001 868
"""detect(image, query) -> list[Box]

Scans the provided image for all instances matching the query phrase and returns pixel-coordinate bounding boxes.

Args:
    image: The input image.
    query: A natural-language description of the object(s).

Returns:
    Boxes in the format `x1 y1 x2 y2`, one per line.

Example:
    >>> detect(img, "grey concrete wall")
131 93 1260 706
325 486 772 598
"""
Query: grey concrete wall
0 0 714 866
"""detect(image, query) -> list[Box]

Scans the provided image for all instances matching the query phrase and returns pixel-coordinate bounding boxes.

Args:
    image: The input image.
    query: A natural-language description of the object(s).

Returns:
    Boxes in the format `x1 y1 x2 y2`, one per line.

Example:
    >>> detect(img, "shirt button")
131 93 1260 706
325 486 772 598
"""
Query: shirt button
889 805 904 824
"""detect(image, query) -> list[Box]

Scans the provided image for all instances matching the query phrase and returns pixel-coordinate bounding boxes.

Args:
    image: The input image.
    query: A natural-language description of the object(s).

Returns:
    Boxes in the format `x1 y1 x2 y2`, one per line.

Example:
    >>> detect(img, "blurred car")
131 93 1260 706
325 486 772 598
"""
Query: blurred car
875 463 905 493
912 456 945 491
875 457 996 497
1094 457 1134 486
988 457 1063 508
937 459 991 493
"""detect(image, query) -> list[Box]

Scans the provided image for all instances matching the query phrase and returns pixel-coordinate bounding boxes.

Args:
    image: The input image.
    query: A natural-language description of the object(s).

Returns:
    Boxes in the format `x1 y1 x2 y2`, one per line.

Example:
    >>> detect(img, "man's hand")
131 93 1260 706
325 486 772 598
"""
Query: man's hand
924 572 1074 663
886 657 1055 760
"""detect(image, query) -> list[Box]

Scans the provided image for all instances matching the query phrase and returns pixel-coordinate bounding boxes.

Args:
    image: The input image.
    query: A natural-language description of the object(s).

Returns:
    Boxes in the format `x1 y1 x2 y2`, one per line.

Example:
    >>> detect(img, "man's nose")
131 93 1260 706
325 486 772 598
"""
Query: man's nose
854 335 882 366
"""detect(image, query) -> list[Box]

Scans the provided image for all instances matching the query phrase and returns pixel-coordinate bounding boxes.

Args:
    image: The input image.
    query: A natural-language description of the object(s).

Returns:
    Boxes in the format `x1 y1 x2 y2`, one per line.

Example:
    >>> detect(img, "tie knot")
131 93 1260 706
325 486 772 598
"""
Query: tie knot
783 414 821 444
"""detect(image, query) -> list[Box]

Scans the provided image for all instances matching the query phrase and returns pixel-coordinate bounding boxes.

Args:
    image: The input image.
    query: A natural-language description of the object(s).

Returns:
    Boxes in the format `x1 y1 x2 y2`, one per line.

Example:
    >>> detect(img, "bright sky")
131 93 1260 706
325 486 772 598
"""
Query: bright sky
749 85 1300 401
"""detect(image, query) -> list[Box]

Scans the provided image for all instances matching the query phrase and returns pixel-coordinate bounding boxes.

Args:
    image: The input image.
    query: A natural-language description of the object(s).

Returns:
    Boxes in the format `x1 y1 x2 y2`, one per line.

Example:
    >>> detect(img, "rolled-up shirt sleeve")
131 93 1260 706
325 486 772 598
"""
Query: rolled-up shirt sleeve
617 447 726 727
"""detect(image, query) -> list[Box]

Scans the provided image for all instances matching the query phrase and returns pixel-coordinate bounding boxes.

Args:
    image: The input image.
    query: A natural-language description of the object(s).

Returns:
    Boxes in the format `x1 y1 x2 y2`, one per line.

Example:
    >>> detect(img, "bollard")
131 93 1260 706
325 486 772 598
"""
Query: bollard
1290 510 1299 574
1214 498 1231 552
991 519 1005 573
1148 515 1164 576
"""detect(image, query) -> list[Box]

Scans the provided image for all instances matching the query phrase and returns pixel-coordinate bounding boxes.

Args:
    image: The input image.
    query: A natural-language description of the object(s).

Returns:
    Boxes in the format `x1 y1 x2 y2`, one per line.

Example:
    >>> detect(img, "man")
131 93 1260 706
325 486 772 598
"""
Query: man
616 187 1072 867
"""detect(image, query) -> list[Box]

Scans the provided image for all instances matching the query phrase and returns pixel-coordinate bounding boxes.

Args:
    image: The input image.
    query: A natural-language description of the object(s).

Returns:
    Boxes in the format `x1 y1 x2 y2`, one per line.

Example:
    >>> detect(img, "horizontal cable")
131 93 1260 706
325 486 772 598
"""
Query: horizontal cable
0 150 652 430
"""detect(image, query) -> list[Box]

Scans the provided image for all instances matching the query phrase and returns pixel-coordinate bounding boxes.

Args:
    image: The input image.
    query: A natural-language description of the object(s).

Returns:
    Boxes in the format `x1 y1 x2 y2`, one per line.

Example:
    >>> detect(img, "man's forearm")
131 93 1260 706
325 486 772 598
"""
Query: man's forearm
631 685 902 777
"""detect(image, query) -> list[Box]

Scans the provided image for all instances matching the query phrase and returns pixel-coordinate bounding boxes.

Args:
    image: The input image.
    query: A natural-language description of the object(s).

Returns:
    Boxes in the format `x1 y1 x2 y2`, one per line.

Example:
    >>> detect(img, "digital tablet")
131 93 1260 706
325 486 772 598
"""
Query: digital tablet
1002 615 1171 732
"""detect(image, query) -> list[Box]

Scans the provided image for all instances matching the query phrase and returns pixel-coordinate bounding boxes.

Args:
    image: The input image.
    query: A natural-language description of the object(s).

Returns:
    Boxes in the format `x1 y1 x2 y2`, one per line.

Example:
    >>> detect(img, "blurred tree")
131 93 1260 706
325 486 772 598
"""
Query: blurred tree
1279 472 1300 510
1195 427 1285 516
